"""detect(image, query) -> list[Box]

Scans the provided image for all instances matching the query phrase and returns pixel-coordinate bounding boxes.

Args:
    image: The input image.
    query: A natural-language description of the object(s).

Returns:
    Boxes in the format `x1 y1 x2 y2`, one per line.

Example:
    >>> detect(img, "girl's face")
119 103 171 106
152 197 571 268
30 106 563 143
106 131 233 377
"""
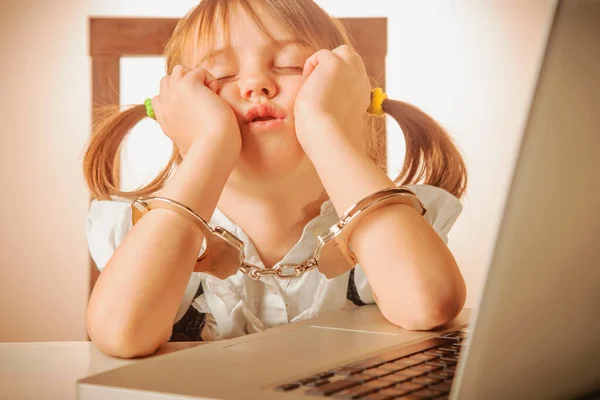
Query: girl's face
197 7 316 177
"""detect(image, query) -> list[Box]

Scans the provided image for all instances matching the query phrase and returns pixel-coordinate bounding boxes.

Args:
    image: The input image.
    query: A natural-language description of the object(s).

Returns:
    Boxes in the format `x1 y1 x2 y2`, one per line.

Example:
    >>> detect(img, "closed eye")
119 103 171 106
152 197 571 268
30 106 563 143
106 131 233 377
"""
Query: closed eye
216 75 237 82
274 66 304 74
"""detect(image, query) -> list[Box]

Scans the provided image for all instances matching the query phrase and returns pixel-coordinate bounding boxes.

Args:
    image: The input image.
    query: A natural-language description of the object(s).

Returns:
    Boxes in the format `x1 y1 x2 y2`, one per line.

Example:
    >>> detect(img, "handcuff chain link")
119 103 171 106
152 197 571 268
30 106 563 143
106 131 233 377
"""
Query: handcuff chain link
240 257 319 280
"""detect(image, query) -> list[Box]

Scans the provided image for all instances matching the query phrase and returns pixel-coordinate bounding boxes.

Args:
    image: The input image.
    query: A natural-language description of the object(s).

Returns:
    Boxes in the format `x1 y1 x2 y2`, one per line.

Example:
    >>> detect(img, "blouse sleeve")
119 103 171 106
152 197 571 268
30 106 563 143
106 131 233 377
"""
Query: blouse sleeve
351 184 464 305
85 199 200 323
85 199 132 273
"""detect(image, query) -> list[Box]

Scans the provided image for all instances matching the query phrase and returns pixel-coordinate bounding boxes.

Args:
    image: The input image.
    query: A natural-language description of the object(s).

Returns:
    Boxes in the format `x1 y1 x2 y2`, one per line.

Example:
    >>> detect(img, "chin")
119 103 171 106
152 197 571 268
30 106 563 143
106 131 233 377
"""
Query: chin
236 130 308 180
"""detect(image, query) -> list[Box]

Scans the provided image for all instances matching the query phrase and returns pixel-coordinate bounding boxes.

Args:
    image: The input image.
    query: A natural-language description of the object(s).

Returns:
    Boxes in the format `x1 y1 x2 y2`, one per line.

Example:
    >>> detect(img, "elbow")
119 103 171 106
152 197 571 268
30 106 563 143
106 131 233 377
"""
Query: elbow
379 282 466 331
88 334 162 360
393 300 463 331
86 306 171 359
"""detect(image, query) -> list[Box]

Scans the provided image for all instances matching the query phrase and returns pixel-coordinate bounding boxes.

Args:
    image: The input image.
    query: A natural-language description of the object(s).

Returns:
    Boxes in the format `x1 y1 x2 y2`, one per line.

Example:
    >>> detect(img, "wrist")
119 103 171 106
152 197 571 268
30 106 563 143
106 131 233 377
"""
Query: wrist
188 128 240 163
160 135 238 219
299 115 360 159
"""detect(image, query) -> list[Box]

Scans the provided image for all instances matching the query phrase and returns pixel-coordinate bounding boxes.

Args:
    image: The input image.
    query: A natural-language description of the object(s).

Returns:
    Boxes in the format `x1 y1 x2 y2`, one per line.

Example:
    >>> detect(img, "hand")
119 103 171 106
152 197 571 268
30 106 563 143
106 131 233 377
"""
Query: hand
294 45 372 153
151 66 241 158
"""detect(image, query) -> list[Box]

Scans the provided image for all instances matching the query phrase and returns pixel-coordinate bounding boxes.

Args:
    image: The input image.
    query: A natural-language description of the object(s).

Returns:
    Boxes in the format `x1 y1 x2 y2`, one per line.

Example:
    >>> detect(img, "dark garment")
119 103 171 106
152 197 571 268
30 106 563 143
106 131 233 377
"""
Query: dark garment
169 283 206 342
346 268 367 307
169 268 366 342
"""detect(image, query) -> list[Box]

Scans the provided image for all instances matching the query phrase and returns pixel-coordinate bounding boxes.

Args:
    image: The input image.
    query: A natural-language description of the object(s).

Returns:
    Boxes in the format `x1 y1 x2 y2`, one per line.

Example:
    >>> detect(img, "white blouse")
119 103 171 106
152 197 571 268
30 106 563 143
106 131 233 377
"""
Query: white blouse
86 184 462 341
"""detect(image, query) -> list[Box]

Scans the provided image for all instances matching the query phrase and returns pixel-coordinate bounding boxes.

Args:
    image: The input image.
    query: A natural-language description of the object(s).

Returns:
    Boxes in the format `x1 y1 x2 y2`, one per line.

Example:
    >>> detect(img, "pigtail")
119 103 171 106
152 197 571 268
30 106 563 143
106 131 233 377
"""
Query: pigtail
82 104 181 200
382 98 468 199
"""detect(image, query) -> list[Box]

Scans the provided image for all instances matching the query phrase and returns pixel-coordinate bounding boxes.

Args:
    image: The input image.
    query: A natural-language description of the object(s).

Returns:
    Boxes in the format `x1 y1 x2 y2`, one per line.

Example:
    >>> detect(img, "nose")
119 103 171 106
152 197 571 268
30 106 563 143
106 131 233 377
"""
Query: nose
240 73 276 100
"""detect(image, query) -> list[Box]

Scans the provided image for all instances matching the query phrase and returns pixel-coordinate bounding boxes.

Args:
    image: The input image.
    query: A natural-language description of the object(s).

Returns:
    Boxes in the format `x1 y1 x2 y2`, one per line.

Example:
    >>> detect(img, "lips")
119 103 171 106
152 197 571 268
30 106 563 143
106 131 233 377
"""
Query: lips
244 104 286 123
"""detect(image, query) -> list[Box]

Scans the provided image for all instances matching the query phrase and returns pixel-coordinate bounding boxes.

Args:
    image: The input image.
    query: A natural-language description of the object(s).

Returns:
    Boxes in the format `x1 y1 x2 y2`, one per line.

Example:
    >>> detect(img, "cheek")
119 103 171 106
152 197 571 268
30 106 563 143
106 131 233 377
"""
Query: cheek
280 76 306 105
216 85 246 123
216 85 238 107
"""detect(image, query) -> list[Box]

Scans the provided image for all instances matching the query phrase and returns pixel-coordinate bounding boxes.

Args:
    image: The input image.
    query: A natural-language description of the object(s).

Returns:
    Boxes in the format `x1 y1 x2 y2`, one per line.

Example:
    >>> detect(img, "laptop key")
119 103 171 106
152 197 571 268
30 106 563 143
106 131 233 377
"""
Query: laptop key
372 338 453 363
426 360 455 368
407 353 439 362
395 381 425 392
331 367 363 376
362 385 421 399
429 371 454 380
360 391 398 400
412 376 443 386
393 358 424 368
346 359 385 370
393 369 426 379
299 377 318 385
440 354 458 362
304 379 361 396
359 367 395 378
431 382 452 392
411 364 441 373
331 380 391 399
312 371 335 380
411 388 445 398
275 383 300 392
424 350 455 357
375 362 406 373
439 359 458 367
438 347 458 353
376 372 413 384
347 372 379 383
305 379 331 387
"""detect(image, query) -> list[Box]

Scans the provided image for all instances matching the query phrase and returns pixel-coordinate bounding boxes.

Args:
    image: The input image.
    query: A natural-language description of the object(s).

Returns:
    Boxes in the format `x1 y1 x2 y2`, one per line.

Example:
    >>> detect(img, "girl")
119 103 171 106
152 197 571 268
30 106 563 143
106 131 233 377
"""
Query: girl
84 0 468 359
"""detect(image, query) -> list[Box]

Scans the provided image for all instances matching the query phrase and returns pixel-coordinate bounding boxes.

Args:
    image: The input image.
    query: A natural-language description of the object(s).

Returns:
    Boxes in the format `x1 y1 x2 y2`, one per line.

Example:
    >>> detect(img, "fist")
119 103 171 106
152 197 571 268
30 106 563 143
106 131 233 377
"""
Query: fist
294 45 372 151
151 65 241 157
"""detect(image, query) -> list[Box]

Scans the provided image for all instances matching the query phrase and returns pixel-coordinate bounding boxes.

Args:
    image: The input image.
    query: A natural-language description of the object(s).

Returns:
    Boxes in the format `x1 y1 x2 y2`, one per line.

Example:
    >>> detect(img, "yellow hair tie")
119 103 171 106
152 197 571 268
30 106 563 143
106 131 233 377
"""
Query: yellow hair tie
368 87 387 116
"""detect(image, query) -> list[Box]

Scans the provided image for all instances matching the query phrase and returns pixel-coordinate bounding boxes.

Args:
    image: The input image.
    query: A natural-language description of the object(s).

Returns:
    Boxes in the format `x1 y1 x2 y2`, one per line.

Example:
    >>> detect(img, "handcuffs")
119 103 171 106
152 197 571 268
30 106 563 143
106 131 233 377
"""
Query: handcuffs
135 88 425 280
131 187 426 280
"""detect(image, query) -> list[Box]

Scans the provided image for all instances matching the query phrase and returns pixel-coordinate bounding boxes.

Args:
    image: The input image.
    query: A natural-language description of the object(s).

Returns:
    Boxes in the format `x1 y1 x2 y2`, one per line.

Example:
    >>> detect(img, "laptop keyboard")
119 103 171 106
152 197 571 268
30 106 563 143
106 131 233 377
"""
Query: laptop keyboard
274 328 468 399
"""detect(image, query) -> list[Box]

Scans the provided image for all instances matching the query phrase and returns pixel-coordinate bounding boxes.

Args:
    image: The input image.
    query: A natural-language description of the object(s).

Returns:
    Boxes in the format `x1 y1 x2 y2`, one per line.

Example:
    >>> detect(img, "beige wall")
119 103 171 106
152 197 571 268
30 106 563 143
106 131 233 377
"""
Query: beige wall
0 0 555 342
0 1 91 341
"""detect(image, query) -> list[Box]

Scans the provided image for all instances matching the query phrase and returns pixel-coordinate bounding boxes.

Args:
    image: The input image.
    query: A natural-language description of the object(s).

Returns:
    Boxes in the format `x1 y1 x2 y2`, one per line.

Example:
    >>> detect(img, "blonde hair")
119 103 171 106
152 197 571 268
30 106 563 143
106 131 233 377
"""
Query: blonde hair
83 0 467 200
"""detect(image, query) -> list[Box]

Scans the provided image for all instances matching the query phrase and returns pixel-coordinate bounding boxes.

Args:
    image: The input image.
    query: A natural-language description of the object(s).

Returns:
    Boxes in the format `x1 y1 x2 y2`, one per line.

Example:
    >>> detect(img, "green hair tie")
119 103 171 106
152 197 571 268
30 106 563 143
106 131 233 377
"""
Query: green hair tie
144 98 155 119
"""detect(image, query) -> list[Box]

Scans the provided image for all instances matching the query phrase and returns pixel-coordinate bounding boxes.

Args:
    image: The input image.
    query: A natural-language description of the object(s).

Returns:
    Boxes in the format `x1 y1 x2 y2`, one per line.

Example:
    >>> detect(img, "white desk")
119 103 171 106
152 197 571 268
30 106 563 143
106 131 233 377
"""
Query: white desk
1 308 472 400
0 341 202 400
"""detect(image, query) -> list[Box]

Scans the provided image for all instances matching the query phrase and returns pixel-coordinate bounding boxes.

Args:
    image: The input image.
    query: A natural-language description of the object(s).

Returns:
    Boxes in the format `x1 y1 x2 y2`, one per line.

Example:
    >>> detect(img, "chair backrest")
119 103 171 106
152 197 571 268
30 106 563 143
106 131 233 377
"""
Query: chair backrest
88 16 388 294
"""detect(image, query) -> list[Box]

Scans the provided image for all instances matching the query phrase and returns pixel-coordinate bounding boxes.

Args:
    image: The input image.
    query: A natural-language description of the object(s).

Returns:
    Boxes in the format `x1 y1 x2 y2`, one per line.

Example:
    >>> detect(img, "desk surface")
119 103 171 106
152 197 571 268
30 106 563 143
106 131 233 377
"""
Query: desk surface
1 307 471 400
0 341 203 400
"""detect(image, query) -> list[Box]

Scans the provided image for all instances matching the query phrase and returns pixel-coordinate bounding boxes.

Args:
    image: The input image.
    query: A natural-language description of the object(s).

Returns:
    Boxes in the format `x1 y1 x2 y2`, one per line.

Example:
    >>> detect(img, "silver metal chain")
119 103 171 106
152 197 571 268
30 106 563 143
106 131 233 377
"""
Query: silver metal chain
240 257 319 280
134 187 426 280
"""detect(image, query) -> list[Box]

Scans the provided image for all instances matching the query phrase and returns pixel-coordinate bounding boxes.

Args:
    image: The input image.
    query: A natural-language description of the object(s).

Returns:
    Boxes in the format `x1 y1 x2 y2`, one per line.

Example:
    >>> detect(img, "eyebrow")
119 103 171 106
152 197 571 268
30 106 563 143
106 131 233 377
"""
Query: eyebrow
200 39 309 65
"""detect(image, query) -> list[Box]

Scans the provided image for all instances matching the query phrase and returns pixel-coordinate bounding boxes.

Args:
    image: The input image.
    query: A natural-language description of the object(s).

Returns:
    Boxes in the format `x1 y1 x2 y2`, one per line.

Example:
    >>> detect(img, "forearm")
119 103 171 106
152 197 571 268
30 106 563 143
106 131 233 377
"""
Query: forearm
305 121 466 330
351 205 466 330
87 138 238 358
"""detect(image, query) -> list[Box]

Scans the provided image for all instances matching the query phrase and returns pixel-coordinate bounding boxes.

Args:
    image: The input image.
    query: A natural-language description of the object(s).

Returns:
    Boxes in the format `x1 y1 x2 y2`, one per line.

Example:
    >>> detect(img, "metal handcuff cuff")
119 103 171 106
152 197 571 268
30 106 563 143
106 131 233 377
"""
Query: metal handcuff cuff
131 187 426 280
134 88 426 280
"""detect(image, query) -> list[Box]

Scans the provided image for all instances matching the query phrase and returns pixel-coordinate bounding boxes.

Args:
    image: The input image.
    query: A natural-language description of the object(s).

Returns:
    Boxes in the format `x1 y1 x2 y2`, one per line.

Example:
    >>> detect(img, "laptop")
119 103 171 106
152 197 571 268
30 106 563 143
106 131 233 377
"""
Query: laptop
77 1 600 399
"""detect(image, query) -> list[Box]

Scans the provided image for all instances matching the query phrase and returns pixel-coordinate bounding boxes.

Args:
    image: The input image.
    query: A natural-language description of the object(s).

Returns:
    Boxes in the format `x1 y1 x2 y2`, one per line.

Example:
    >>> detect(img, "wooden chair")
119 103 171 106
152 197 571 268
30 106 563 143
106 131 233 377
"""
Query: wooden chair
88 16 388 295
